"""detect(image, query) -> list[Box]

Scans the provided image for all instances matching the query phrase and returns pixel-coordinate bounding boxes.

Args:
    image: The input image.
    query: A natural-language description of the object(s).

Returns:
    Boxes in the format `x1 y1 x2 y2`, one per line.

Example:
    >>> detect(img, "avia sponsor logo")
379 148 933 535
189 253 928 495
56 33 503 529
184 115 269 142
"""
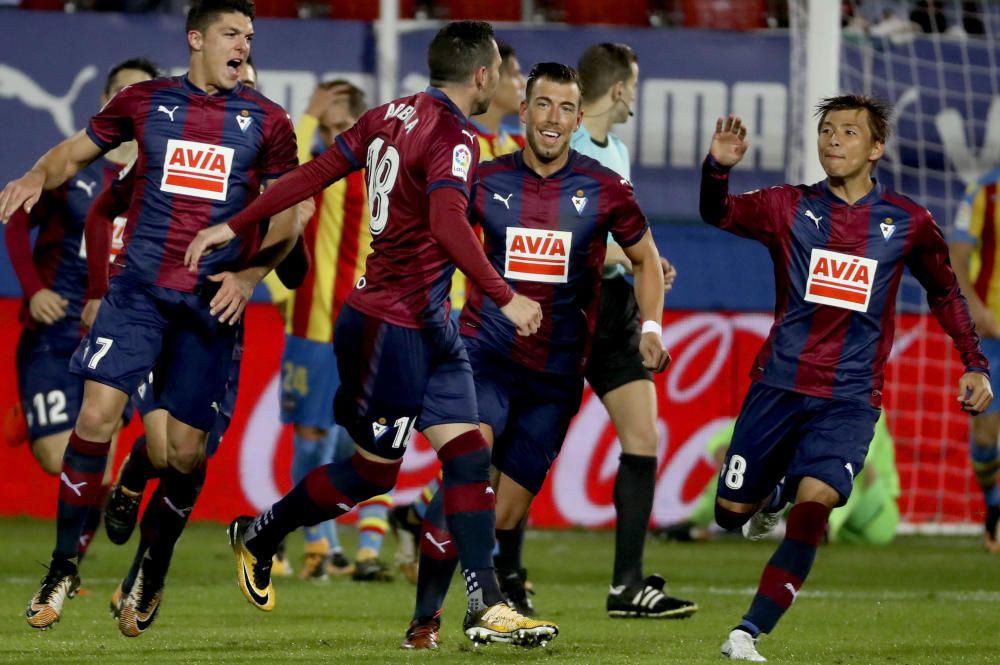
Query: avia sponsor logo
504 227 572 284
804 248 878 313
160 139 234 202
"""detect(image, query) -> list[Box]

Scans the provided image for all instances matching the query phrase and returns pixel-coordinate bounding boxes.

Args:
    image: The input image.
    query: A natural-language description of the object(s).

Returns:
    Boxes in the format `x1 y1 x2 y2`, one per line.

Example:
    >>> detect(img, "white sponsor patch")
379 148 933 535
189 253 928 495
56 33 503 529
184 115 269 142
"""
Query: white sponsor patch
160 139 234 202
804 248 877 313
452 144 472 180
504 227 572 283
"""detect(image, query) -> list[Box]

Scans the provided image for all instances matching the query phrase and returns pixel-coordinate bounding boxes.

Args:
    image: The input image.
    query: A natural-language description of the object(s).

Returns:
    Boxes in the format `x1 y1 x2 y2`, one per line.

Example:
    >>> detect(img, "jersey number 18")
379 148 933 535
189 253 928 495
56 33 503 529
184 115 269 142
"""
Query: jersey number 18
366 138 400 236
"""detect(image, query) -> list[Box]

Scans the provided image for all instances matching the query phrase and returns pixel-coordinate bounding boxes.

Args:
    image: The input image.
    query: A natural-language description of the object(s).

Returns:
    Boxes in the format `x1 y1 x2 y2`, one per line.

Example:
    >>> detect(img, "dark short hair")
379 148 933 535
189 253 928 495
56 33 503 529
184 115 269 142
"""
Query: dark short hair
577 43 637 103
427 20 496 86
320 79 368 119
104 58 160 95
815 94 893 143
498 42 516 66
525 62 581 102
186 0 255 33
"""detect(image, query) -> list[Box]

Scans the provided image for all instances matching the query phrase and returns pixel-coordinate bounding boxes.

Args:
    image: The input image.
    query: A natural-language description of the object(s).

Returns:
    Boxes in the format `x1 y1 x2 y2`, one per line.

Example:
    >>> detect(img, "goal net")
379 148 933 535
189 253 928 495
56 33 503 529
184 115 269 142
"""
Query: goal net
789 0 1000 531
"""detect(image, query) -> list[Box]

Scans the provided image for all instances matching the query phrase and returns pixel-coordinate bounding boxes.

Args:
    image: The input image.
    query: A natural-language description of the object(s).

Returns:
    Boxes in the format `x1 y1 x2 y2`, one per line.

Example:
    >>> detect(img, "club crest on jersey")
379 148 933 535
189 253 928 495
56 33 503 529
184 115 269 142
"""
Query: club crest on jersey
452 144 472 180
879 217 895 241
160 139 234 202
505 227 572 283
372 418 388 440
804 248 878 313
236 109 253 133
571 189 587 215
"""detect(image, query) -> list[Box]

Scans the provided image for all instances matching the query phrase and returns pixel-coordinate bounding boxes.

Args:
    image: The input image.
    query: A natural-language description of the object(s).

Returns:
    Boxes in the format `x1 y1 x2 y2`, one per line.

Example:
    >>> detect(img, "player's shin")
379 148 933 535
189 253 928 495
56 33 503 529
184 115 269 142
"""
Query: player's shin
54 431 111 562
119 435 160 494
144 463 207 578
613 452 657 587
413 490 459 623
741 501 830 635
437 430 504 610
243 453 400 559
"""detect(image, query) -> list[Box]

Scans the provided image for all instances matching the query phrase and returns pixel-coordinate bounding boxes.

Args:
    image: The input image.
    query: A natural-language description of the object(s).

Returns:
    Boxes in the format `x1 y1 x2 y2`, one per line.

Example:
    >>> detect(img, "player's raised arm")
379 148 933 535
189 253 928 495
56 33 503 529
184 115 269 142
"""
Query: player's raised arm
0 131 104 223
710 114 750 168
699 115 786 242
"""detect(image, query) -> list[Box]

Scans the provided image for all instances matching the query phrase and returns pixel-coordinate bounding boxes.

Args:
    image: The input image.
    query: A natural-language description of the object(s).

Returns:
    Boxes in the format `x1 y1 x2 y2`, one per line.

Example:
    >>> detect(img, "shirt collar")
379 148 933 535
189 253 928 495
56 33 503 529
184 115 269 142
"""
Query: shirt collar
425 87 469 124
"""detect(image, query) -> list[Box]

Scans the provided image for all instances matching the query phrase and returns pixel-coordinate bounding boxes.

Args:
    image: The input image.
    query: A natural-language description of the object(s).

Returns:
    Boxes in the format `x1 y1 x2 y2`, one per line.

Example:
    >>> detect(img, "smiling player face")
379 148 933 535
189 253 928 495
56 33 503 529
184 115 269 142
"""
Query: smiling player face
521 77 583 165
190 11 253 93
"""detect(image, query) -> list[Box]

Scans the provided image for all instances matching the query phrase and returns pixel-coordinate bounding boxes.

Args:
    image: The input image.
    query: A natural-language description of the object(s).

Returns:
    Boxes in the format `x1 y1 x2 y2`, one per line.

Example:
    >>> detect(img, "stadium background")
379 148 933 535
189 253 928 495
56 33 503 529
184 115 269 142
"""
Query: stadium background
0 1 994 530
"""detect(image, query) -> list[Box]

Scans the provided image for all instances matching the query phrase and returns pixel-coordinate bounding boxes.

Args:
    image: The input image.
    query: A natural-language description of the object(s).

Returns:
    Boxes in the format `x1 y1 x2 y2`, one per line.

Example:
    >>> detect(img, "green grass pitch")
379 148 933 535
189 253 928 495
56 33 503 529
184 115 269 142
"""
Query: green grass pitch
2 517 998 664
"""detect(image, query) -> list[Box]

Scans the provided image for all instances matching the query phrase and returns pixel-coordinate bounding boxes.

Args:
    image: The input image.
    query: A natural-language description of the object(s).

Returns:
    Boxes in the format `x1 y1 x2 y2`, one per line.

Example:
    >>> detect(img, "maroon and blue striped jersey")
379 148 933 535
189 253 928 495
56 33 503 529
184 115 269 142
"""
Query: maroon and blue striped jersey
6 157 121 329
85 75 297 292
333 88 481 328
701 157 988 408
460 150 649 374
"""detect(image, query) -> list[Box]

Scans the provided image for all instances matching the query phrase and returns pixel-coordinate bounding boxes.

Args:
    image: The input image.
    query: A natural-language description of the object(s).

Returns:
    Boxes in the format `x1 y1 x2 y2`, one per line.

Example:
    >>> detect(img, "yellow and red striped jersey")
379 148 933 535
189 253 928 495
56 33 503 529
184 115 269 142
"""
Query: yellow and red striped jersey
954 167 1000 317
450 121 524 311
286 113 372 341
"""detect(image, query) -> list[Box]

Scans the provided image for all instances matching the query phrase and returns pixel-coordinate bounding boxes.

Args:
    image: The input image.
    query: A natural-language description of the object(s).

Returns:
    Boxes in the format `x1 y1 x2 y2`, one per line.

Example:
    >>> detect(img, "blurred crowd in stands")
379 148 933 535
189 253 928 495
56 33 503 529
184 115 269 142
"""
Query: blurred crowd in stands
1 0 991 36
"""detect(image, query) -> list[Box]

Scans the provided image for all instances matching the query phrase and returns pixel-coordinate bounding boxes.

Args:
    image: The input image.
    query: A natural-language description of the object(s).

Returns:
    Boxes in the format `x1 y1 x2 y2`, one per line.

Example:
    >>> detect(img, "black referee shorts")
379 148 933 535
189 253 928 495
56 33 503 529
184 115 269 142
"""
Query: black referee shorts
584 274 653 398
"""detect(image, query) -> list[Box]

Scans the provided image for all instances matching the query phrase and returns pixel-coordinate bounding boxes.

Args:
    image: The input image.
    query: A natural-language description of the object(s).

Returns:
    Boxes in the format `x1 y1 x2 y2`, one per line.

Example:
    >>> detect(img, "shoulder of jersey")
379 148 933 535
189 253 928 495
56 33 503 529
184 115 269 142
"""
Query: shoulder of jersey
881 186 932 222
572 152 630 186
112 76 177 101
478 152 518 176
236 84 286 115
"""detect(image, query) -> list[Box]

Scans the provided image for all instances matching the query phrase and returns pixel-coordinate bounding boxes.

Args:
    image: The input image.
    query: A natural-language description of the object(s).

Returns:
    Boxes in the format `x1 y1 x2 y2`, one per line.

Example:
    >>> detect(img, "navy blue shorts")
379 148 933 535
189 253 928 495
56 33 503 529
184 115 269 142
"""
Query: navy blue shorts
466 337 583 495
717 382 880 508
71 277 238 433
130 322 242 458
332 304 477 460
16 321 84 440
279 335 339 429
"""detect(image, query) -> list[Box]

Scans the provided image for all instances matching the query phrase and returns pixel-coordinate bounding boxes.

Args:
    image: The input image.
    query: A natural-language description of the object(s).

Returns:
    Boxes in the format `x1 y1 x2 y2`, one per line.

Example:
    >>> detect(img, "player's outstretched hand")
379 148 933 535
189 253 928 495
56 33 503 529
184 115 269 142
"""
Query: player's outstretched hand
208 270 256 325
29 288 69 325
0 170 45 224
185 224 237 273
958 371 993 415
661 257 677 295
639 331 671 373
81 299 101 330
710 114 750 168
500 293 542 336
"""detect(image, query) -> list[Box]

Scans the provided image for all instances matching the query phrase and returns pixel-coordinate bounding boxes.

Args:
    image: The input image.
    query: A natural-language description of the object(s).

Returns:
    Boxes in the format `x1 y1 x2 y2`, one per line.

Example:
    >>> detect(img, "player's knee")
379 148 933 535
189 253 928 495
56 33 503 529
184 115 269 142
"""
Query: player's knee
618 427 658 456
715 503 753 530
166 442 206 474
75 403 119 440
